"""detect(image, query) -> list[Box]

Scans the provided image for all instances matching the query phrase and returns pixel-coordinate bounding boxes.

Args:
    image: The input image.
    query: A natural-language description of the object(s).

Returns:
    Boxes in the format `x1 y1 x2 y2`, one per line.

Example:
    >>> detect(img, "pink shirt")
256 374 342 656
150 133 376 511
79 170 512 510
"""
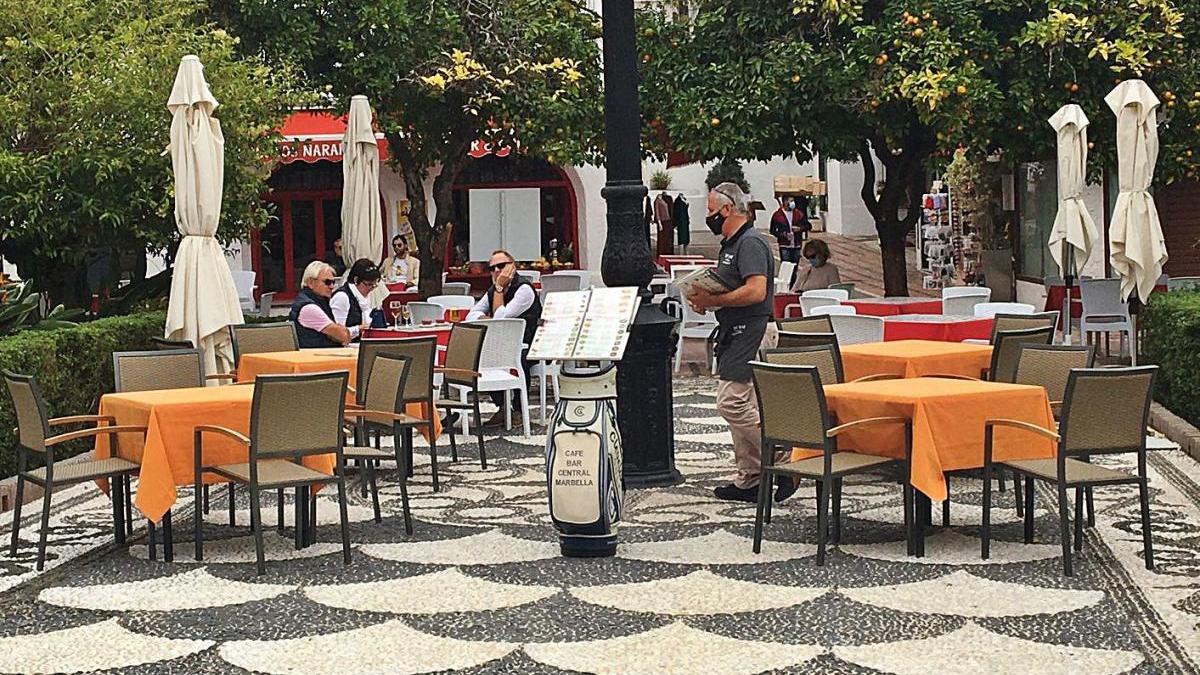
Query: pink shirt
298 304 333 332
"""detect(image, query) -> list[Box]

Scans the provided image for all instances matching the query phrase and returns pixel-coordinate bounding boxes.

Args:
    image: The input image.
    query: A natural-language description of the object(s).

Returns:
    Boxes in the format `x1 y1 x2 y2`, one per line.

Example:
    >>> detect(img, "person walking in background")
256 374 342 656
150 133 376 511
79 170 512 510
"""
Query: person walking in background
330 259 378 342
684 182 792 504
771 198 802 263
790 238 842 292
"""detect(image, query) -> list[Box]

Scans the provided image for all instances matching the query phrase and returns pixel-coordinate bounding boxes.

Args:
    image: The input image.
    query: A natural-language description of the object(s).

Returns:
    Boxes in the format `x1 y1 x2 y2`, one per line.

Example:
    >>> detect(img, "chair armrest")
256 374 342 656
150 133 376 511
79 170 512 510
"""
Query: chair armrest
783 303 802 318
205 373 238 382
345 409 415 425
346 384 357 395
194 425 251 445
849 374 900 383
921 373 981 381
984 418 1060 441
436 367 481 378
827 416 909 438
48 415 116 427
45 425 148 446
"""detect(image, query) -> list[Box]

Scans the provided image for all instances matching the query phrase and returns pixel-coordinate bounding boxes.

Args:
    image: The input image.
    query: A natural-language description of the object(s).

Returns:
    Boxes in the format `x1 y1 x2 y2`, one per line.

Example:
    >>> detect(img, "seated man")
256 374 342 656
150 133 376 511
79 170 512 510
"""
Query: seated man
465 249 542 427
324 237 347 277
383 235 420 285
288 261 353 348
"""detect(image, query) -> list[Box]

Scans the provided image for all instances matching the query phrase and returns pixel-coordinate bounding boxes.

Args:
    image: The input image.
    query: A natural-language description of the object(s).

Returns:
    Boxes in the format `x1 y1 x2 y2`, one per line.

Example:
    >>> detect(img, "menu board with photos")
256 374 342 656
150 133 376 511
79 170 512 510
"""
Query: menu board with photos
527 287 641 361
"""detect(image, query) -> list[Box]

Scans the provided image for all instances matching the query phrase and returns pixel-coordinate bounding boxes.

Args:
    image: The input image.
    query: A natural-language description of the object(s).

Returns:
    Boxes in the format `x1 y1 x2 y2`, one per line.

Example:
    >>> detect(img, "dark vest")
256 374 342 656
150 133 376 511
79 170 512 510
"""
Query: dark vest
487 275 543 345
287 288 341 349
334 285 363 331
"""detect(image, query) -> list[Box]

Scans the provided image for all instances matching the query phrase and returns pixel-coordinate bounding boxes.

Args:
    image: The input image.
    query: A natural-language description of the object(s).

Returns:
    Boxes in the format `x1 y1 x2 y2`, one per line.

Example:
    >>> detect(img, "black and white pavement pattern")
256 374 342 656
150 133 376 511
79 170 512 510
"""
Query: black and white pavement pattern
0 378 1197 674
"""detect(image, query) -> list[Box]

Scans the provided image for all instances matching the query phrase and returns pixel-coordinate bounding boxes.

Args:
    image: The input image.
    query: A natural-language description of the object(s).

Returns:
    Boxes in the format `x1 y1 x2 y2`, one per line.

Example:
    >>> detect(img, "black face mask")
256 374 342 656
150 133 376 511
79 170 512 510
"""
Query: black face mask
705 211 725 236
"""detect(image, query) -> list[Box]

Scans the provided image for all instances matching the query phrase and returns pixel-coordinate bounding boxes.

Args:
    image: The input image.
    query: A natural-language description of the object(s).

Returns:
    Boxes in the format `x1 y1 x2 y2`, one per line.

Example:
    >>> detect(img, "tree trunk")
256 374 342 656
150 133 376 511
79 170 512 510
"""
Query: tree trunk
857 127 933 297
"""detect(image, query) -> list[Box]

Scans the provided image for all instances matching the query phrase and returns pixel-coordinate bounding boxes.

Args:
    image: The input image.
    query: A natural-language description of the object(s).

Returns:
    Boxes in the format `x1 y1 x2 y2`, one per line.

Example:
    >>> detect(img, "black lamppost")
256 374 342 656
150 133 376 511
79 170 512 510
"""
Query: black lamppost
599 0 682 488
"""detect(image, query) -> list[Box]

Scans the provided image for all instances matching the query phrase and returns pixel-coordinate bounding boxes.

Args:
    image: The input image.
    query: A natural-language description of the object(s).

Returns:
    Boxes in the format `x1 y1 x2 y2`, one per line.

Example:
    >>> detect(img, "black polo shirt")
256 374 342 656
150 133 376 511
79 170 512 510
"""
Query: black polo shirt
712 222 775 382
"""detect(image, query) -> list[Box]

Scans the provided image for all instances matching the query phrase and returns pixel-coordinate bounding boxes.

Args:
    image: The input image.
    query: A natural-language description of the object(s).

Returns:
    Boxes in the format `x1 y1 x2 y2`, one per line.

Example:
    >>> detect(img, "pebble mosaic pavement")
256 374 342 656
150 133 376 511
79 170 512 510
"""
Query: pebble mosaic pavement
0 379 1198 674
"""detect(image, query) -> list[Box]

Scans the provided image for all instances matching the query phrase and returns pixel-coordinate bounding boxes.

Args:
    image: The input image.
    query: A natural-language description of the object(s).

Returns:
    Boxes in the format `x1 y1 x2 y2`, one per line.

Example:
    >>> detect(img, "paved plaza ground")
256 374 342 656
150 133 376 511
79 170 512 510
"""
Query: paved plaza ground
0 378 1197 674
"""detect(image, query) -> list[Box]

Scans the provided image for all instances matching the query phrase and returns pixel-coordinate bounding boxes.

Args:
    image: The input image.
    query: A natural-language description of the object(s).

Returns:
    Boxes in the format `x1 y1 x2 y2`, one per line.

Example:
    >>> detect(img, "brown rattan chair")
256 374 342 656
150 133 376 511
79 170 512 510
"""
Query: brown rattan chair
982 366 1158 576
342 354 415 532
4 371 147 570
354 337 441 491
990 311 1060 343
749 361 912 565
776 315 833 335
989 325 1057 383
760 345 844 385
228 322 299 367
433 323 489 471
776 330 839 351
150 337 195 350
193 370 352 575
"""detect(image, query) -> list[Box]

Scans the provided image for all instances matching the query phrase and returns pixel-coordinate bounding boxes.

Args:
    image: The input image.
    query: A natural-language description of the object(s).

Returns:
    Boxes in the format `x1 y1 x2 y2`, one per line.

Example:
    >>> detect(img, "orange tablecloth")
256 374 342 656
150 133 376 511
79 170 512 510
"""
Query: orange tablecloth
840 340 993 382
822 378 1056 499
95 385 335 523
236 349 441 443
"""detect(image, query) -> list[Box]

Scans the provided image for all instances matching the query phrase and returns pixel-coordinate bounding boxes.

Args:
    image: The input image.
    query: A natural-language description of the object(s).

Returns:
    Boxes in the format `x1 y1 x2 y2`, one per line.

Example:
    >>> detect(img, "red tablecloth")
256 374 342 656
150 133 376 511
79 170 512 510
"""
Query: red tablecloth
774 293 801 318
382 291 421 323
883 315 994 342
844 298 944 316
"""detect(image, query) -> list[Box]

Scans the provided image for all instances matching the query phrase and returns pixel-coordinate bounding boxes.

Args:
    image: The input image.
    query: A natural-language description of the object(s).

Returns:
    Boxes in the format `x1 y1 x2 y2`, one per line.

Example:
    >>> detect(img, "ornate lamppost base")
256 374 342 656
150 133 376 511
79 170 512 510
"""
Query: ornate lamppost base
616 302 683 488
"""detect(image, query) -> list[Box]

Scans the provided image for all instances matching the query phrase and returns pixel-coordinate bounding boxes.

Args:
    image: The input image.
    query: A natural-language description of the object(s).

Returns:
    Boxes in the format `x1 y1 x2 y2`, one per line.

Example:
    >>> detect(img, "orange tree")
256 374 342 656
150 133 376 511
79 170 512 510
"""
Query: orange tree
637 0 1198 295
213 0 603 296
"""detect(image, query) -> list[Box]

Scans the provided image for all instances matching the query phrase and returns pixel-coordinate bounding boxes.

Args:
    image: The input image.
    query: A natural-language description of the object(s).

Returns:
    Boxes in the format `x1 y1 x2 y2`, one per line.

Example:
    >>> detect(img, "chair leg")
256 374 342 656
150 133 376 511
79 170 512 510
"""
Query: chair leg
366 461 382 523
1014 473 1024 518
1073 486 1085 552
393 435 413 536
832 477 843 545
752 475 769 554
9 474 24 558
428 426 440 493
202 484 210 515
474 394 486 469
815 478 830 566
903 481 914 557
37 475 54 571
539 369 547 426
1139 478 1154 570
193 474 204 562
982 465 992 560
1023 476 1035 544
1056 482 1073 576
162 509 174 563
249 484 265 576
228 483 236 527
763 480 773 525
520 387 530 438
504 390 512 431
277 488 285 533
448 418 459 463
294 487 305 550
124 476 133 538
1085 486 1095 527
112 475 126 546
335 471 352 566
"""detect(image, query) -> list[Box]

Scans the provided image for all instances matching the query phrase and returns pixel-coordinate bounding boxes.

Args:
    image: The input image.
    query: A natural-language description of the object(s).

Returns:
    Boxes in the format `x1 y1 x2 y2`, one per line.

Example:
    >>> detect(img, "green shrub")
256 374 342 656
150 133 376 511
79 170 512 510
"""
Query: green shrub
1141 291 1200 428
0 311 166 477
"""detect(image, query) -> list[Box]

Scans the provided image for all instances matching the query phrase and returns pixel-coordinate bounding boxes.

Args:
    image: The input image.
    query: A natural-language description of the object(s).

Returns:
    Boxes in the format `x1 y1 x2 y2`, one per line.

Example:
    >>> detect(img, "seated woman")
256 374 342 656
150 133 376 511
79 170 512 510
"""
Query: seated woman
288 261 354 348
330 258 380 342
789 238 842 293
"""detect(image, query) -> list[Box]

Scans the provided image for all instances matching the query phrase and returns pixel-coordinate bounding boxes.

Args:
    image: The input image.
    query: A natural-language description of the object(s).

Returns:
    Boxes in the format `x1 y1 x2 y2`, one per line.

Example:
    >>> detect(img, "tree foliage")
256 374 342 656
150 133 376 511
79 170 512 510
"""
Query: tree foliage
638 0 1200 294
705 158 751 192
0 0 300 305
214 0 605 296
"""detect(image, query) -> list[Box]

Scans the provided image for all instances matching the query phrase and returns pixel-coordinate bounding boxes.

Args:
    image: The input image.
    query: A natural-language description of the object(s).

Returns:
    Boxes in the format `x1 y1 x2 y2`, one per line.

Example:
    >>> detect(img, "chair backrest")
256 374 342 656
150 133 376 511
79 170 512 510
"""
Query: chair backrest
553 270 591 288
800 296 839 315
829 282 856 297
989 325 1056 383
229 323 299 365
669 265 706 284
441 282 472 296
113 349 204 392
777 315 833 334
407 302 445 324
776 331 840 352
802 289 850 301
466 318 526 372
541 274 584 294
427 295 475 310
443 323 488 387
150 337 195 350
830 314 885 345
362 337 436 404
760 345 844 385
362 354 411 416
1080 278 1129 317
249 371 348 460
230 270 256 301
777 261 796 284
990 311 1059 343
750 362 830 450
942 286 992 300
1059 366 1157 457
974 302 1035 318
3 371 49 453
519 270 542 284
943 295 986 316
256 292 276 318
1014 344 1095 407
810 304 856 316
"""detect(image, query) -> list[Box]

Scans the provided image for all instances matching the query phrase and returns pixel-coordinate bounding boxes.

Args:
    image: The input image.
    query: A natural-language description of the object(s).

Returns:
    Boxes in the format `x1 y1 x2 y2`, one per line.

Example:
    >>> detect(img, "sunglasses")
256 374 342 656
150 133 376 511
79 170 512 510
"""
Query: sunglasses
321 279 337 287
393 242 405 248
488 262 511 272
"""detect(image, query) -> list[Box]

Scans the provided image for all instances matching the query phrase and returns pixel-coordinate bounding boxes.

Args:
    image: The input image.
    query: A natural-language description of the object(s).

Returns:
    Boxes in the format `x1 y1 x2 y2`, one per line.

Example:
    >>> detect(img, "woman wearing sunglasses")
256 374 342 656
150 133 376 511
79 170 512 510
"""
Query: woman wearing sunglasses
287 260 354 348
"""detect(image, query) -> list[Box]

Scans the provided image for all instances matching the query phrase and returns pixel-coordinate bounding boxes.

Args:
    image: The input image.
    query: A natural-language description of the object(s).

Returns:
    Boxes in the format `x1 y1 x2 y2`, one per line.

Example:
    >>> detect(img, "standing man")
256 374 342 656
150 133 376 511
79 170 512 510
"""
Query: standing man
466 249 543 427
685 182 792 503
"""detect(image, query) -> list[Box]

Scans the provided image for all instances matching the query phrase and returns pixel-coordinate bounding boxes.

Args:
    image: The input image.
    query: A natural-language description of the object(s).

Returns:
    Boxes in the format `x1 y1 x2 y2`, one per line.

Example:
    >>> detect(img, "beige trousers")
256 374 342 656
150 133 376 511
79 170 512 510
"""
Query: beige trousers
716 323 779 489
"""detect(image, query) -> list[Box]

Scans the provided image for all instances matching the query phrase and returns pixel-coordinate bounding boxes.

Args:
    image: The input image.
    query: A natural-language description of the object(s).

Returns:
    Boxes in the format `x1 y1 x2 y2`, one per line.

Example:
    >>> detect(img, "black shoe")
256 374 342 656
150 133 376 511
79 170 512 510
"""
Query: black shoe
774 476 799 503
713 484 759 503
440 412 461 428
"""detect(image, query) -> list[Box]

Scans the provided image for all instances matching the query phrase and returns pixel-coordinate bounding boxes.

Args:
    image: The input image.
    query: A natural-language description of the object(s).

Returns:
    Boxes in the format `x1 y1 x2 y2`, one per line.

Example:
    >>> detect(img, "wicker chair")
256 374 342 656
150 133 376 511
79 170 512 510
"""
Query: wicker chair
983 366 1158 576
4 371 147 570
990 311 1059 343
193 371 352 575
989 325 1056 383
228 322 299 367
776 315 833 334
150 337 195 350
749 362 912 565
830 314 884 345
342 354 415 531
354 337 441 491
776 331 839 351
760 345 844 385
406 302 445 325
434 323 489 470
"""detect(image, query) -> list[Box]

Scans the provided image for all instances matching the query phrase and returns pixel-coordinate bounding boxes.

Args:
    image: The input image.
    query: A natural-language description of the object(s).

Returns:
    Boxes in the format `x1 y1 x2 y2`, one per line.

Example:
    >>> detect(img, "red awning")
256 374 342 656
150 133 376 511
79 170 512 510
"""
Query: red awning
277 110 389 164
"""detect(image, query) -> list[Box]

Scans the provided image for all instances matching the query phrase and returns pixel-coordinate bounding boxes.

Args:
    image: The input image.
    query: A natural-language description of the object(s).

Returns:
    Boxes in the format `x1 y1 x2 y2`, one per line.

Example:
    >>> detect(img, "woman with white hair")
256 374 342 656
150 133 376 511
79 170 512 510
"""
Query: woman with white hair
287 260 353 348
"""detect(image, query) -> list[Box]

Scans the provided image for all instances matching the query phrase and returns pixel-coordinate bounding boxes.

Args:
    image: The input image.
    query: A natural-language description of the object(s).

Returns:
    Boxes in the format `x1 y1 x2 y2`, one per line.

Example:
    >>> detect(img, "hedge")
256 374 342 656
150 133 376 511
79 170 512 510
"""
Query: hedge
0 311 167 477
1141 291 1200 428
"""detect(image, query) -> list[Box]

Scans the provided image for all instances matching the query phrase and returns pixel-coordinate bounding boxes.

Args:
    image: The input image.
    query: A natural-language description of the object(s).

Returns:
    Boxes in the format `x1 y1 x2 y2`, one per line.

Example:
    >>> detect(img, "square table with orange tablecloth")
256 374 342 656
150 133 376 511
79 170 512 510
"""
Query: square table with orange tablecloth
236 349 442 443
840 340 993 382
822 377 1057 500
95 385 335 523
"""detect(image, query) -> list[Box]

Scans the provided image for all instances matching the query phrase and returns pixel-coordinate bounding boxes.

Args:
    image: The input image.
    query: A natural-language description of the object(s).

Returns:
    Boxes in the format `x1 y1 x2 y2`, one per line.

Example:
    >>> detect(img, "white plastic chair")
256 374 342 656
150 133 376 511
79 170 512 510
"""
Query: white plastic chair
528 360 561 425
830 314 884 345
231 270 257 313
428 295 476 311
942 286 992 300
674 299 718 373
943 295 985 316
974 302 1036 318
552 270 591 289
407 302 445 324
776 261 796 293
800 296 839 316
454 318 530 437
1080 278 1134 358
540 274 584 300
519 270 542 284
441 282 472 296
802 289 850 301
810 304 856 316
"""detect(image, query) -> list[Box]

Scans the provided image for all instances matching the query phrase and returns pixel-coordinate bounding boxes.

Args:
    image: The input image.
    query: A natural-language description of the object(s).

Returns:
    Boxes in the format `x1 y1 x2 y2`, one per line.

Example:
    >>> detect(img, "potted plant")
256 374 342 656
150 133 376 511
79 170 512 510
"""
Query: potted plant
944 148 1014 301
649 169 672 191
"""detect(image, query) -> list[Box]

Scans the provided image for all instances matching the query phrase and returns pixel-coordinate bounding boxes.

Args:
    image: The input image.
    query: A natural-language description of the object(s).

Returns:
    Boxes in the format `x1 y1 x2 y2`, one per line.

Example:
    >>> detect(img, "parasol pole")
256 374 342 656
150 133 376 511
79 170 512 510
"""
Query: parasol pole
1061 240 1074 345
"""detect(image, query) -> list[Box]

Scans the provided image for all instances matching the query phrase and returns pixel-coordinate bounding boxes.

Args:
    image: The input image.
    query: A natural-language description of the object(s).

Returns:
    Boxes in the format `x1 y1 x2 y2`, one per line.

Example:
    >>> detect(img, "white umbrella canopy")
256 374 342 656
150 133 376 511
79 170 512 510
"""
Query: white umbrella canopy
1106 79 1169 304
164 55 243 375
341 95 387 309
1047 104 1100 278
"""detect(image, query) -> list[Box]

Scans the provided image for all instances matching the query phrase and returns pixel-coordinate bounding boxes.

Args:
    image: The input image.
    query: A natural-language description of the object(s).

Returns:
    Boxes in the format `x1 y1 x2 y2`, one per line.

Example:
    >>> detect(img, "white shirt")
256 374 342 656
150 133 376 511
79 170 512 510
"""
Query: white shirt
330 283 372 338
386 256 413 283
466 284 536 321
